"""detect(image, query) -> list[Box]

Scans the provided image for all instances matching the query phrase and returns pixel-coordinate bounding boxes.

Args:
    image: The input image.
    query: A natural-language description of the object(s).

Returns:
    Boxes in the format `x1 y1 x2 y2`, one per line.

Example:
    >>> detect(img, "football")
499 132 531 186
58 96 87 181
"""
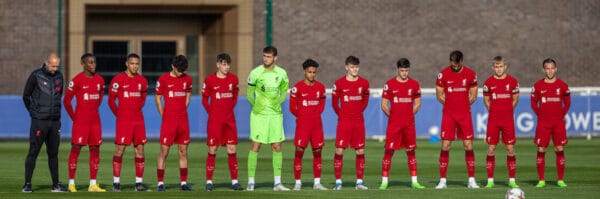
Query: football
505 188 525 199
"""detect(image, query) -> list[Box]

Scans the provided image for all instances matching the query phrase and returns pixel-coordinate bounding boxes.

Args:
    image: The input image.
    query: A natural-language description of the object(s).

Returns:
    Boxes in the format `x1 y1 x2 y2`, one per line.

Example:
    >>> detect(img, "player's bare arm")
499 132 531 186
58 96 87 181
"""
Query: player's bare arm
413 97 421 114
435 86 445 104
483 96 491 110
185 92 191 107
381 98 391 116
155 94 163 117
468 86 477 104
512 92 519 109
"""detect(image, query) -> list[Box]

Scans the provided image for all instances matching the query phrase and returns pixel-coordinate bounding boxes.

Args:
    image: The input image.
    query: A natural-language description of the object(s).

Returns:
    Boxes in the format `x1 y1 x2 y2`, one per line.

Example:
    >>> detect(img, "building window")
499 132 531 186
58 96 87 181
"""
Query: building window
89 36 186 95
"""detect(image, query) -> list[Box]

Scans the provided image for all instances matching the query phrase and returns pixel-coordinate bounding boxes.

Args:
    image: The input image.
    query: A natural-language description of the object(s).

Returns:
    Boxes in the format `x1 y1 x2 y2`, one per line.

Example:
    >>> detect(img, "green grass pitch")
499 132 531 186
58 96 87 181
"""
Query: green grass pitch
0 138 598 198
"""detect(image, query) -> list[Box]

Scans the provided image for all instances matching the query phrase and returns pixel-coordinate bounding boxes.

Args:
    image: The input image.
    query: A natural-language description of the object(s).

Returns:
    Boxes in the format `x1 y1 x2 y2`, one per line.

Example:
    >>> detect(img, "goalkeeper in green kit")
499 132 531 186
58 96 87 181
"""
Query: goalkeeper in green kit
246 46 290 191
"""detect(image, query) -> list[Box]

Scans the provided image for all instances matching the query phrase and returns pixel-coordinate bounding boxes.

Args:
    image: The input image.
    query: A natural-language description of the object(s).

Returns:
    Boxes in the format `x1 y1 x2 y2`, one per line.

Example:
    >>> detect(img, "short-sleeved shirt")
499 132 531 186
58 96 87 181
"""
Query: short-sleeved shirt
382 77 421 122
156 72 192 117
290 80 326 119
247 65 289 115
483 75 519 120
531 78 570 121
202 72 239 118
64 72 105 120
109 72 148 117
332 76 370 120
436 66 477 113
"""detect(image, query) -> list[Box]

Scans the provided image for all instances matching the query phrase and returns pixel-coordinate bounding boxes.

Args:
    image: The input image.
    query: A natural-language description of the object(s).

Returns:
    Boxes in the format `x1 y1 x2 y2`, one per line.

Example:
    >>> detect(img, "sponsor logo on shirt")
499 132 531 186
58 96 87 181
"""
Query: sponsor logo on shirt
83 93 100 100
302 100 320 106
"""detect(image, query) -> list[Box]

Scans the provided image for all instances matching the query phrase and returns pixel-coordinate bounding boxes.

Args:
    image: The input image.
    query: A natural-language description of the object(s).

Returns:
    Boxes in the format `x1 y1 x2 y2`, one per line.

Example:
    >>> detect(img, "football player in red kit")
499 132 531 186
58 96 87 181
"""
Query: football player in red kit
434 50 480 189
155 55 193 191
331 56 370 190
64 53 106 192
108 53 149 192
482 56 520 188
378 58 425 190
531 58 570 188
201 53 243 191
290 59 328 191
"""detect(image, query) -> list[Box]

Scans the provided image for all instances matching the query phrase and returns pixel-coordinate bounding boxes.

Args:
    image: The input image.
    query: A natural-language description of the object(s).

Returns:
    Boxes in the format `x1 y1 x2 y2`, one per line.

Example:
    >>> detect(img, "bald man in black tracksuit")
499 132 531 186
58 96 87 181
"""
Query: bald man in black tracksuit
22 53 68 193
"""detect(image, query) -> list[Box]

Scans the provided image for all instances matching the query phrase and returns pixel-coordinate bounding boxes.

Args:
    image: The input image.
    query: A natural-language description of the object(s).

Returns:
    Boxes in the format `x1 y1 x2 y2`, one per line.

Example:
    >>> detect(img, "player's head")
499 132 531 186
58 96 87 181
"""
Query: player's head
449 50 463 72
125 53 141 75
345 55 360 78
171 55 188 77
216 53 232 76
396 58 410 81
492 55 507 78
542 58 557 80
80 53 96 75
262 46 278 67
302 58 319 83
44 52 61 75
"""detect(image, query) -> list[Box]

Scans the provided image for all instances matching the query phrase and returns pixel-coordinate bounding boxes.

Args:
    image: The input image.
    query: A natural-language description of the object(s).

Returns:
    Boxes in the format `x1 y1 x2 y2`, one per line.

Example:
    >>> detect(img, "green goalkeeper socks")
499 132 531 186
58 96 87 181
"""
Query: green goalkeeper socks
273 151 283 176
248 151 258 178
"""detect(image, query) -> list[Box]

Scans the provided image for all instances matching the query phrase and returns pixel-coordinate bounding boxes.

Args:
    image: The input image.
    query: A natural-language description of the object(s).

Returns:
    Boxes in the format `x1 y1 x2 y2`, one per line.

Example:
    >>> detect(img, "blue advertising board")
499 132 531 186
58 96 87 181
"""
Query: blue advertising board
2 95 599 138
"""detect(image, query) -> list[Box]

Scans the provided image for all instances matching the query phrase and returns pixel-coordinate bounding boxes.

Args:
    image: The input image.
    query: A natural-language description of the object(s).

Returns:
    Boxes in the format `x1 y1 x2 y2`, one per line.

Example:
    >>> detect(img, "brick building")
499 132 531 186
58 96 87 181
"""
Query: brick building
1 0 599 95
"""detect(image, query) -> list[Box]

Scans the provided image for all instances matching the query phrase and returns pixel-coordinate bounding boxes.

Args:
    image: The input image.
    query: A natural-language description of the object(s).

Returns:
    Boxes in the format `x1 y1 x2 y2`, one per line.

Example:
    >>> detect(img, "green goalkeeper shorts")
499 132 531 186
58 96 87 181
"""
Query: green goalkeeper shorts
249 112 285 144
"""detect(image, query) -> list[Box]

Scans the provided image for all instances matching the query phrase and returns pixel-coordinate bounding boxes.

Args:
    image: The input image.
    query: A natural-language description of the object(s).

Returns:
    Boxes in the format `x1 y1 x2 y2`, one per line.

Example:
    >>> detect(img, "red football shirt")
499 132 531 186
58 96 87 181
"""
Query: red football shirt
64 72 105 120
156 72 192 117
290 80 326 119
201 72 239 117
108 72 148 117
382 77 421 122
436 65 477 113
483 75 519 120
332 76 370 120
530 78 570 121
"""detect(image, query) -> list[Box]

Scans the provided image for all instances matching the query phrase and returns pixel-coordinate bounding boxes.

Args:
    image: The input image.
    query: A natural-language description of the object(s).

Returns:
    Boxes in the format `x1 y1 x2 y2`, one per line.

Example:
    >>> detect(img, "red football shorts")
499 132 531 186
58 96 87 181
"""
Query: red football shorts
294 117 325 148
335 119 365 149
534 119 568 147
159 116 190 146
206 116 238 146
440 111 475 141
115 115 147 146
71 116 102 146
486 117 516 145
385 120 417 150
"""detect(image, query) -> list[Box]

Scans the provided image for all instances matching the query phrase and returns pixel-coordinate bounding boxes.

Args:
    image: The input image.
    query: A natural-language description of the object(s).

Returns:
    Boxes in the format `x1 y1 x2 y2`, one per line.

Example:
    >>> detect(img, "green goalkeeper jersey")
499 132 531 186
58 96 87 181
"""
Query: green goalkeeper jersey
247 64 289 115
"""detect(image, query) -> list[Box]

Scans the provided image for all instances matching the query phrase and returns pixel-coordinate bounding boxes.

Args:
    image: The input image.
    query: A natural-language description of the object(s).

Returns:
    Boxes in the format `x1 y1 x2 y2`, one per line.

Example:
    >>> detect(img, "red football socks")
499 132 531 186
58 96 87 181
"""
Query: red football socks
312 149 322 179
356 154 365 180
135 157 145 178
334 154 343 180
89 147 100 180
536 151 546 181
294 150 304 180
206 153 216 181
381 149 394 177
406 150 417 177
68 147 81 179
180 167 188 182
556 151 565 181
228 153 239 180
113 155 122 178
439 150 449 178
486 155 495 178
465 150 475 178
157 169 165 182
